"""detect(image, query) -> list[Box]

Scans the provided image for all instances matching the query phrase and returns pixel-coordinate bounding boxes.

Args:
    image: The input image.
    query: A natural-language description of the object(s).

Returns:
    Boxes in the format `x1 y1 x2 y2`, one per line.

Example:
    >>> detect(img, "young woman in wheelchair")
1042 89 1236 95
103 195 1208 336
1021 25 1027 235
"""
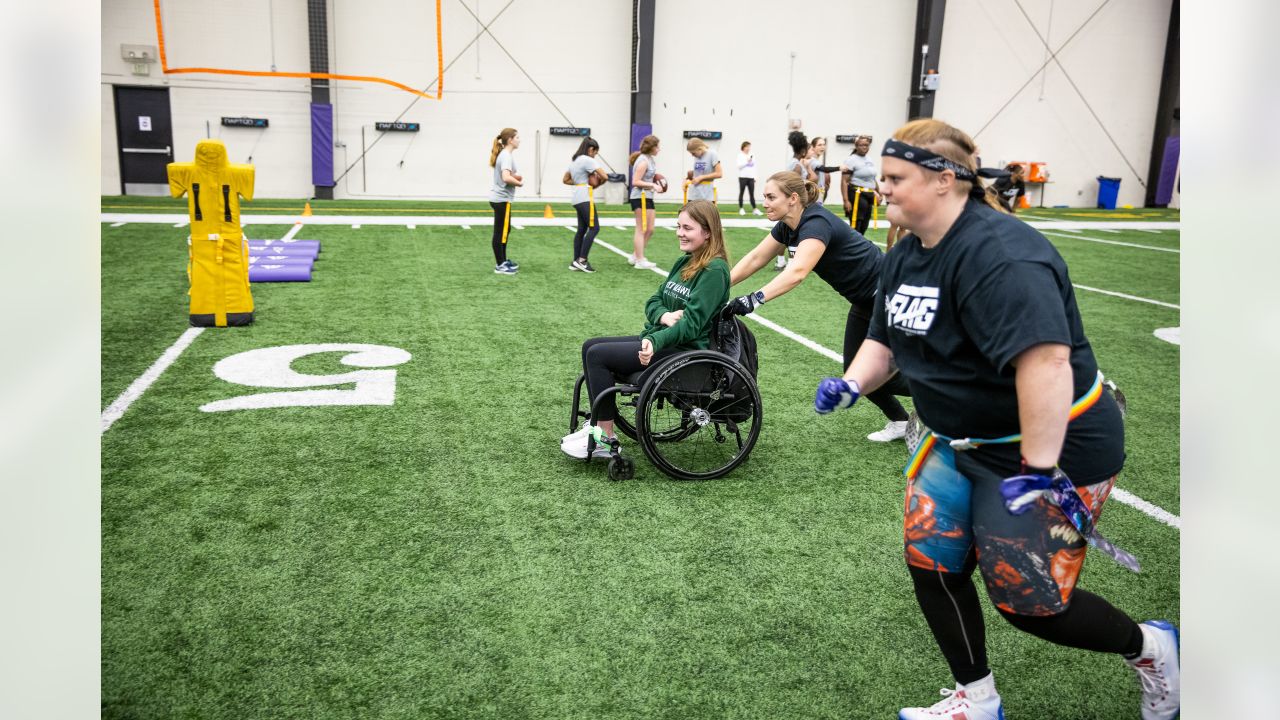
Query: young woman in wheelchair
725 170 913 443
562 199 731 459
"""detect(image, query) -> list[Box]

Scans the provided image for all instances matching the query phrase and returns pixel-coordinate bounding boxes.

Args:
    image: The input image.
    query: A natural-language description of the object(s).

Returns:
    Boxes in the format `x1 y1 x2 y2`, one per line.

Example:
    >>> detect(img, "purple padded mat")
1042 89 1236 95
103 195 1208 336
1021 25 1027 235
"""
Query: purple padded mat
249 254 315 265
249 263 313 282
247 244 318 259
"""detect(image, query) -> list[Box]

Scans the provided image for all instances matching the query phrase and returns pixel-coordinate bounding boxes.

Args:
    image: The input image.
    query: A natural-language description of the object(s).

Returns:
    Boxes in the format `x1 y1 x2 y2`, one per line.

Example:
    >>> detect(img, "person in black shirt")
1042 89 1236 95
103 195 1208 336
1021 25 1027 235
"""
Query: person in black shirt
726 170 912 442
812 119 1180 720
990 162 1027 212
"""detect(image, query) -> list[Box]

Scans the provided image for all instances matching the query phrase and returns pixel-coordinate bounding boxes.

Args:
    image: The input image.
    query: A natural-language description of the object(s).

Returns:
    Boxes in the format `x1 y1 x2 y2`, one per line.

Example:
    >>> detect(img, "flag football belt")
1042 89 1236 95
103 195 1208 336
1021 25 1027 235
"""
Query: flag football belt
682 180 717 205
573 183 596 225
902 370 1139 572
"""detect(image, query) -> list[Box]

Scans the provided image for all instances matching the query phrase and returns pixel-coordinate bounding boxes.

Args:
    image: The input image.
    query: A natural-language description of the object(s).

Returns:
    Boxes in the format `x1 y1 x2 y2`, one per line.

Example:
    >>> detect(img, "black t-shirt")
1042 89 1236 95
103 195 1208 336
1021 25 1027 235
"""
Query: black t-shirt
868 199 1124 483
770 203 884 306
991 176 1026 210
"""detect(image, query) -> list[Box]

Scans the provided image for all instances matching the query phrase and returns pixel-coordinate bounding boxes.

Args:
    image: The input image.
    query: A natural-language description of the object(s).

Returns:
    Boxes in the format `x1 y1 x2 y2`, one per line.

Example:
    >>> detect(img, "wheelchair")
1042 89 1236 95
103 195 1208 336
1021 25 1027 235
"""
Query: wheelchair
568 308 763 481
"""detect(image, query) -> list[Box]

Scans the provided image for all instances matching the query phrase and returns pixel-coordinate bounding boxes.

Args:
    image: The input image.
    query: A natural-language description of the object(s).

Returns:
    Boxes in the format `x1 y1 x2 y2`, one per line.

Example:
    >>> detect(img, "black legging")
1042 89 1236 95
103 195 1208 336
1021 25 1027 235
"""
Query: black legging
738 177 756 209
489 201 510 264
572 201 600 261
581 336 681 422
844 186 875 234
844 304 910 422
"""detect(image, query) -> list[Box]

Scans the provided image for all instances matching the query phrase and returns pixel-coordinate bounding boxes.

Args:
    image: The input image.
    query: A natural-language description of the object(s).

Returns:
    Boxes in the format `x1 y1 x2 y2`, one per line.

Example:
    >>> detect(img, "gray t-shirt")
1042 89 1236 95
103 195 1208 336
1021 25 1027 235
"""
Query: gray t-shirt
785 156 808 179
843 152 877 190
809 157 828 192
688 149 720 201
489 149 518 202
630 153 658 200
568 154 601 206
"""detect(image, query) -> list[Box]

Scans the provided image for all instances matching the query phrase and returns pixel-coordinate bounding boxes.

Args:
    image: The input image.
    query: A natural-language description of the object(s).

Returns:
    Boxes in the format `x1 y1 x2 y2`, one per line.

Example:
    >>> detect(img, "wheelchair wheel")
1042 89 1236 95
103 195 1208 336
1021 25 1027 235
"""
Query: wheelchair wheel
635 351 762 480
613 395 640 441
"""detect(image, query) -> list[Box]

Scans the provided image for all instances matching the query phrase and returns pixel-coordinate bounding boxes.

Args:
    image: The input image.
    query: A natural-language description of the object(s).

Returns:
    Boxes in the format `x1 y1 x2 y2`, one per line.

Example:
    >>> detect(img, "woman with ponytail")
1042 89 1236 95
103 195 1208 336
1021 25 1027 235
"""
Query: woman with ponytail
488 128 523 275
726 170 912 442
563 136 607 272
627 134 664 269
812 119 1178 720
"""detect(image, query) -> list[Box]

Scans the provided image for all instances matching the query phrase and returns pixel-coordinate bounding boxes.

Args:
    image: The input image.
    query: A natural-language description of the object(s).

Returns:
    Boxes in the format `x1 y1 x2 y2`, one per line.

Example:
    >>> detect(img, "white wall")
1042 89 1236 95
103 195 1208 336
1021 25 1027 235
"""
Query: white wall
934 0 1172 208
101 0 1172 207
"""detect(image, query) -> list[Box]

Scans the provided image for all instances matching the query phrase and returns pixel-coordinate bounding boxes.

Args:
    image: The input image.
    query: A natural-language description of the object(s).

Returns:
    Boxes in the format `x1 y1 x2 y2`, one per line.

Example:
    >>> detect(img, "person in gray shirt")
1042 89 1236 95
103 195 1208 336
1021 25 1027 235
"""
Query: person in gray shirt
562 136 608 272
840 134 878 234
684 137 722 203
488 127 523 274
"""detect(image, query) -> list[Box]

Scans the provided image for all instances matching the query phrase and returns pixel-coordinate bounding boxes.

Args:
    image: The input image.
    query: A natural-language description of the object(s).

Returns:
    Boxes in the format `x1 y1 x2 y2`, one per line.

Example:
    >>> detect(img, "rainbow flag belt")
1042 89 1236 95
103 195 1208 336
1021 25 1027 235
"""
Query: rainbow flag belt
904 371 1105 480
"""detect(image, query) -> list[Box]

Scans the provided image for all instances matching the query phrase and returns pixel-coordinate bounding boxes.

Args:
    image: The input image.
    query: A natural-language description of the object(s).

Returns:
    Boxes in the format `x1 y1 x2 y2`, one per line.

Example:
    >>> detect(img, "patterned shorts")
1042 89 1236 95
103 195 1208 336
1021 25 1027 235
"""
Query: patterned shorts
903 443 1115 616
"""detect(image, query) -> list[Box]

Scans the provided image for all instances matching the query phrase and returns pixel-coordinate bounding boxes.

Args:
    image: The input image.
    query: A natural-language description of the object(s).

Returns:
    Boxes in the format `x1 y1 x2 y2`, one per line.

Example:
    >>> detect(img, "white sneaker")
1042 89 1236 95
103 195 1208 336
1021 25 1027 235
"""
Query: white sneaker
627 256 637 266
739 207 746 215
753 207 763 215
868 419 909 442
1126 620 1180 720
561 427 614 459
561 421 592 443
899 674 1004 720
634 259 657 269
773 257 787 271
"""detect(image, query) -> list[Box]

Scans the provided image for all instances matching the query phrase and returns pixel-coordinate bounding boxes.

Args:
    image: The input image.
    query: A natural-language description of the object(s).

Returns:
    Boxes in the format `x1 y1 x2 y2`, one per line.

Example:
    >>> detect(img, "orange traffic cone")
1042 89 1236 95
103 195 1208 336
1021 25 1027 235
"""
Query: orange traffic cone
302 202 313 216
543 204 555 218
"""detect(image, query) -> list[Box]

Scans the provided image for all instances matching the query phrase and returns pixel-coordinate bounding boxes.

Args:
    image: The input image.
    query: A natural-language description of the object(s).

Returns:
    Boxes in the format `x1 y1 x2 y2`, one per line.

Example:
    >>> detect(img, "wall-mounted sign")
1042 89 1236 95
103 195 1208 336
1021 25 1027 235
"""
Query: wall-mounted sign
138 116 152 132
222 117 269 128
682 130 722 139
550 126 590 137
835 135 857 143
376 122 420 132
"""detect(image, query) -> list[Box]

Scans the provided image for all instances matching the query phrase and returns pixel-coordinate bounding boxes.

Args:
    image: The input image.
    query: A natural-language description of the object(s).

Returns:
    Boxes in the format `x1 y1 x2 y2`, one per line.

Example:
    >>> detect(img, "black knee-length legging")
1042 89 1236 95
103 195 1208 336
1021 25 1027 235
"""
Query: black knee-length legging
572 201 600 260
738 177 756 208
581 335 681 422
489 201 510 264
844 304 910 421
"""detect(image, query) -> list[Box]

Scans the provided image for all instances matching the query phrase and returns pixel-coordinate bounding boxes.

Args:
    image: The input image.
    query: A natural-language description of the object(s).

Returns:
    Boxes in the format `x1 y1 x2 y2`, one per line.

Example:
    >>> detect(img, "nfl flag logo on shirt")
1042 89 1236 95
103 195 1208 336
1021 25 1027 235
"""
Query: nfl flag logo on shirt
887 284 938 335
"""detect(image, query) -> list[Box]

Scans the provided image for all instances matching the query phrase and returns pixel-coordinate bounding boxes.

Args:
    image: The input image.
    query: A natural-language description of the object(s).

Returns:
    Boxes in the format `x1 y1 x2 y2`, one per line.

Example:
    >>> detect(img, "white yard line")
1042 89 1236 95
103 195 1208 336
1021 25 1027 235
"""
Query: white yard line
100 327 205 433
110 221 126 227
461 225 471 230
352 224 361 229
407 224 416 229
172 221 188 228
593 230 1180 529
102 222 307 433
1096 228 1121 234
1043 230 1179 254
1073 284 1179 309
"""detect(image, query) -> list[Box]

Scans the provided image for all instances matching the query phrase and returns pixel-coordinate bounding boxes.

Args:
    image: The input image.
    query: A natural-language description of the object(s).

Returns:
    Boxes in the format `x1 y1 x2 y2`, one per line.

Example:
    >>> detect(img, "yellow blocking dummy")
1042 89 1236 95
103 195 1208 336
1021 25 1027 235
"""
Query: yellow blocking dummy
168 139 255 327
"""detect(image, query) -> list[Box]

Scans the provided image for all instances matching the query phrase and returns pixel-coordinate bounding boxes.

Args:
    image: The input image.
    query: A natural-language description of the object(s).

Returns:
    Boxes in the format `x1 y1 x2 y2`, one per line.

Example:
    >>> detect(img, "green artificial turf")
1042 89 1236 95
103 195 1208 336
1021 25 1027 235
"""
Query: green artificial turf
101 210 1179 719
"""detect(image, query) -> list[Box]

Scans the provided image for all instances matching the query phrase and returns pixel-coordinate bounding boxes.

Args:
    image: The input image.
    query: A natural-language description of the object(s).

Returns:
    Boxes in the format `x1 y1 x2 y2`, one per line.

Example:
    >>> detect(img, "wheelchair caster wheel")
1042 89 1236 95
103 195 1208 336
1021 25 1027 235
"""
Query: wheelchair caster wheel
608 456 634 481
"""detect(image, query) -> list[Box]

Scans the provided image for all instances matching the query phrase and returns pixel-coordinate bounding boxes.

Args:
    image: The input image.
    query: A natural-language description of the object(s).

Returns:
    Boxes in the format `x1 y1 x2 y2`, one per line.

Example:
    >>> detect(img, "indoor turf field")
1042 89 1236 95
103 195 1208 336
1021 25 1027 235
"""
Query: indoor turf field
101 198 1179 719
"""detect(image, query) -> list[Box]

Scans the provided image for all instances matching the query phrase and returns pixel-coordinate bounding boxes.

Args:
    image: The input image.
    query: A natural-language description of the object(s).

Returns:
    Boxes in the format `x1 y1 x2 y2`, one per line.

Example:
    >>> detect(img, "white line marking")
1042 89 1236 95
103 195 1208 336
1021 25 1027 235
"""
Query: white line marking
101 327 205 433
110 221 126 227
1055 228 1081 233
1096 228 1121 234
1111 488 1180 529
1073 284 1179 309
280 223 305 242
407 224 416 229
1043 231 1179 254
1154 327 1181 345
100 213 1181 232
1136 229 1164 234
513 224 525 230
352 224 361 229
461 225 471 230
173 221 188 228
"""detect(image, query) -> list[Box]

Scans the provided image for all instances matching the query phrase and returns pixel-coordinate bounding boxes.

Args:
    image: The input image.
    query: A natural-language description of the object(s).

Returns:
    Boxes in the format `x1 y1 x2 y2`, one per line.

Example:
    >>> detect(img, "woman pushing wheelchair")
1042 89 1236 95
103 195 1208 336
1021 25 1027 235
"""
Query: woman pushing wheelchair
562 199 731 460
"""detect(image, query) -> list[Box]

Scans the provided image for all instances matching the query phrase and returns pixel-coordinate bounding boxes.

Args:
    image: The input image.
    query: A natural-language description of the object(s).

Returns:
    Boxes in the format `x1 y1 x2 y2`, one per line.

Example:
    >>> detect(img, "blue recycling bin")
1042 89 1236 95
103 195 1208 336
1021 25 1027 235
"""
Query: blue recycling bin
1096 176 1121 209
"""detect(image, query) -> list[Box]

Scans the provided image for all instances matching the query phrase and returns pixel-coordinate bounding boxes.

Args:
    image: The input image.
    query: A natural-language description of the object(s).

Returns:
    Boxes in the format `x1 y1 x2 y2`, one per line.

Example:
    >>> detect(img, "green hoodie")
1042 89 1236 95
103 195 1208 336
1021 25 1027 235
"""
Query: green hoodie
641 255 731 351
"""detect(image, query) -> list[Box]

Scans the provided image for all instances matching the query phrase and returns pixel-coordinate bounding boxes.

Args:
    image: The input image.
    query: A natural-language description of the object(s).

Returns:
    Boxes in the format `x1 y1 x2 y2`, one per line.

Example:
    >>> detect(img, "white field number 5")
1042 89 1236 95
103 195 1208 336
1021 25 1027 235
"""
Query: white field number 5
200 344 412 413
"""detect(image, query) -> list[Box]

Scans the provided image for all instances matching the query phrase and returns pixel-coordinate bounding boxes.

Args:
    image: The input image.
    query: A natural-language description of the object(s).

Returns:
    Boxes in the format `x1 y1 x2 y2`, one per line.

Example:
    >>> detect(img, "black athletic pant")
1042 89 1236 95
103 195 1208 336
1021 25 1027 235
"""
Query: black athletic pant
572 201 600 261
844 187 875 234
738 177 756 208
581 336 680 422
489 201 510 265
844 304 910 422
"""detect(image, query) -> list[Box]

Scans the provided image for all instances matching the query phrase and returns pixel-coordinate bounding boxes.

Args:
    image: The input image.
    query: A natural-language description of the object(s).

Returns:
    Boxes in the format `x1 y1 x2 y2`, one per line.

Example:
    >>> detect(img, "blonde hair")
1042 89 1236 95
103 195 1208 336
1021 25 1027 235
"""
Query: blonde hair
489 128 517 167
677 200 731 281
766 171 821 207
629 135 660 166
889 119 1007 214
686 137 708 153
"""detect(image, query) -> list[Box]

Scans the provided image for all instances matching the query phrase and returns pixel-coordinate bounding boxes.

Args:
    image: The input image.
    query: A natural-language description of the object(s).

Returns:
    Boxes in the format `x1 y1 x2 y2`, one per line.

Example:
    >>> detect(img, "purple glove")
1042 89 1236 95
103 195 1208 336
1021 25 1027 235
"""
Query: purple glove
815 377 860 414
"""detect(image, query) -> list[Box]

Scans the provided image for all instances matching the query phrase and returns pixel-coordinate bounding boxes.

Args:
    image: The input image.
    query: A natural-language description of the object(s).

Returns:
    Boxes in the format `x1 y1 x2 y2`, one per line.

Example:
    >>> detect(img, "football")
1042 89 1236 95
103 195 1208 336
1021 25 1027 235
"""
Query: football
588 173 606 188
653 173 668 193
